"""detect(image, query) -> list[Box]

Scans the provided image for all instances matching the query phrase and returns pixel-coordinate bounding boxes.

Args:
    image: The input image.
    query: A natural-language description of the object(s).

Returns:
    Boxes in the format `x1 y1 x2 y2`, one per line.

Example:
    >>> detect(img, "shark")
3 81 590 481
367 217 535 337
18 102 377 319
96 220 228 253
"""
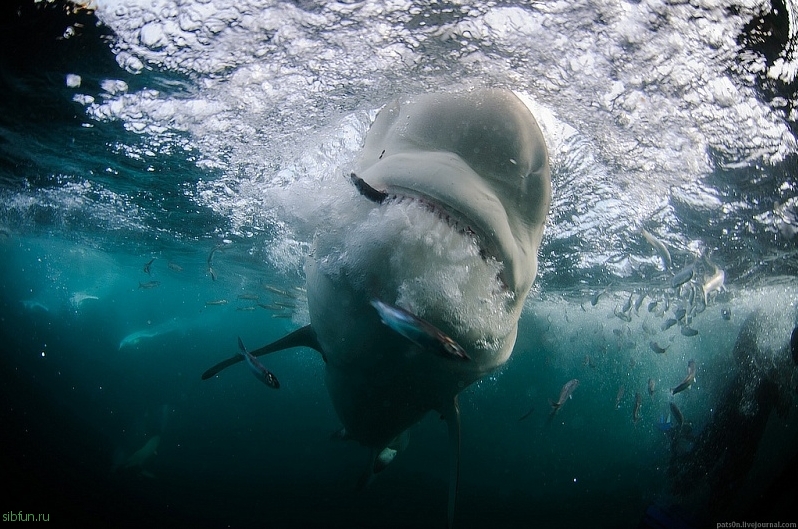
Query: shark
202 89 551 527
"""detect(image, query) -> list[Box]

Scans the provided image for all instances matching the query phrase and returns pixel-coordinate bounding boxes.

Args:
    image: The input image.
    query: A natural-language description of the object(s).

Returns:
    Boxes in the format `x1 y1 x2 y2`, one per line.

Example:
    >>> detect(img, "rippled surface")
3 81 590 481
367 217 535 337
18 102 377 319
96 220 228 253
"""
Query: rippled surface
1 0 797 527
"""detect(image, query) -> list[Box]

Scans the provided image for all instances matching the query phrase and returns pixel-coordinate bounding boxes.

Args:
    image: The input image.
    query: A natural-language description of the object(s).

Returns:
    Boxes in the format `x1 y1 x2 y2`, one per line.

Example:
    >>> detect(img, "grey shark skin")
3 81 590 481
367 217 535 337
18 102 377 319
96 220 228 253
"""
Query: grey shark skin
203 89 551 527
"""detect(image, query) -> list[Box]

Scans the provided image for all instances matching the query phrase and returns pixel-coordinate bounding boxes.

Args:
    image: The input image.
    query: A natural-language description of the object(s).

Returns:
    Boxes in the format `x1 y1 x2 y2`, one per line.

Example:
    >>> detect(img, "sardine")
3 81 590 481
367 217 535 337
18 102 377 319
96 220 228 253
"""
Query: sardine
237 293 260 300
680 326 698 337
633 392 642 423
168 262 183 272
633 292 646 314
550 379 579 413
647 300 658 313
671 359 696 395
262 284 297 298
615 384 625 409
370 299 470 361
641 228 672 270
237 336 279 389
701 263 725 305
673 307 686 321
591 289 605 306
138 280 160 289
205 299 228 306
647 378 656 397
143 257 155 275
649 341 669 354
670 265 694 289
661 318 678 331
622 292 633 314
721 307 731 321
614 306 632 322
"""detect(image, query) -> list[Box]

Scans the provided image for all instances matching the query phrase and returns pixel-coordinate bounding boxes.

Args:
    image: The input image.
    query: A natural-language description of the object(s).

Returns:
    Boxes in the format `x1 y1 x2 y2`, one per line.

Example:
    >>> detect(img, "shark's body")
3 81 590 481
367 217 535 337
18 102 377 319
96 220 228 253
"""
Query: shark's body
203 89 551 526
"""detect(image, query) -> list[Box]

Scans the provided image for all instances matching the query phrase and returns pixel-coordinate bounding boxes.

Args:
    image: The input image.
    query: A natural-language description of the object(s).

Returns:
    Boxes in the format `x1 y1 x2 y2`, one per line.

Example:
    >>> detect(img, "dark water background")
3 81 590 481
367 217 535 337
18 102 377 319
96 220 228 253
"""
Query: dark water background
1 0 798 527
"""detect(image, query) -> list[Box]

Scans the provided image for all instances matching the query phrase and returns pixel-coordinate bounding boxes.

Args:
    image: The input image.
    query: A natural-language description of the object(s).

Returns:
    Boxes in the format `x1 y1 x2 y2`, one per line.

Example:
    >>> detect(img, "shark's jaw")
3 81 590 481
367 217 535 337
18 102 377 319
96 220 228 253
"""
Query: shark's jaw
353 149 541 308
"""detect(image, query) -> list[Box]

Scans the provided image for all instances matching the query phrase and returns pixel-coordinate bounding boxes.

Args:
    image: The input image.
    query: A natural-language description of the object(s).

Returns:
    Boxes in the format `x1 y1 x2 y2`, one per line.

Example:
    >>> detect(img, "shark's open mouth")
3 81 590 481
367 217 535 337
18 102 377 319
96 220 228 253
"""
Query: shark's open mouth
350 172 509 291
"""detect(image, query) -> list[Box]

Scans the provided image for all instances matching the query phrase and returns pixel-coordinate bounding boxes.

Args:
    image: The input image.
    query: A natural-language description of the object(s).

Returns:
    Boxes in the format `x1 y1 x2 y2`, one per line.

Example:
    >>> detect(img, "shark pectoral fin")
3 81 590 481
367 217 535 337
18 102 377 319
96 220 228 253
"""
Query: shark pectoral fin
439 396 461 529
201 324 325 380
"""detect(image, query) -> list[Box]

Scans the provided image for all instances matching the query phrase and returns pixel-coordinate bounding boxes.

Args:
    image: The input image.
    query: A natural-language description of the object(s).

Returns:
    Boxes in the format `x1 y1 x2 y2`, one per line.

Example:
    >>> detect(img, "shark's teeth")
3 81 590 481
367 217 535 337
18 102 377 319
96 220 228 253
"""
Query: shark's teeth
386 194 476 242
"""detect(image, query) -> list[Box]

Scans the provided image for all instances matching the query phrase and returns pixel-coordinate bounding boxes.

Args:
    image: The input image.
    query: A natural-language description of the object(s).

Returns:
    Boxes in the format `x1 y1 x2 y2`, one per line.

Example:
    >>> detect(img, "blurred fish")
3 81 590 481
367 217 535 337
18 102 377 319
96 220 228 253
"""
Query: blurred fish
673 307 686 321
236 306 257 312
622 292 634 314
518 406 535 421
671 359 696 395
649 341 670 354
591 288 606 306
207 243 225 281
701 260 725 305
633 392 642 423
370 299 470 361
661 318 678 331
721 307 731 321
680 326 698 337
640 228 672 270
168 262 183 272
143 257 155 275
670 265 694 289
550 379 579 414
614 306 632 322
647 300 658 313
138 280 160 289
205 299 228 306
669 402 684 430
237 336 279 389
237 293 260 300
648 378 656 397
615 384 625 409
634 292 646 314
262 284 297 298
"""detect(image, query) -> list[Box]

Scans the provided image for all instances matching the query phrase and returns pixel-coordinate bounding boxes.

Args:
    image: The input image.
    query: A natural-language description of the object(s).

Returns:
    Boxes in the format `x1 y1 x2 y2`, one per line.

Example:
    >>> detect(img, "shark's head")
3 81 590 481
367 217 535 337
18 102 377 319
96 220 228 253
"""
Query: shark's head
352 89 551 348
303 89 551 451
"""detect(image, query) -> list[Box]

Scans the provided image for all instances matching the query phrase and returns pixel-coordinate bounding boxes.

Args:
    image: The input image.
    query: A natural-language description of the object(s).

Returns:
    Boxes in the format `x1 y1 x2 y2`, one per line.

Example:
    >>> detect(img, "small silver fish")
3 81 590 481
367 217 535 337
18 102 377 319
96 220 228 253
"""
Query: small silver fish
237 293 260 301
168 262 183 272
205 299 228 306
671 359 696 395
647 378 656 397
143 258 155 275
370 299 470 361
262 284 297 298
138 280 160 289
237 337 279 389
550 379 579 414
615 384 625 409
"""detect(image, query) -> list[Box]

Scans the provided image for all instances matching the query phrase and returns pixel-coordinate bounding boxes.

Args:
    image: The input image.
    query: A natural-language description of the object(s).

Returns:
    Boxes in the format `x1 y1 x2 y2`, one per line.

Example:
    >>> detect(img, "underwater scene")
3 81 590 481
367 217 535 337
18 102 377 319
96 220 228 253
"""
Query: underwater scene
1 0 797 527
